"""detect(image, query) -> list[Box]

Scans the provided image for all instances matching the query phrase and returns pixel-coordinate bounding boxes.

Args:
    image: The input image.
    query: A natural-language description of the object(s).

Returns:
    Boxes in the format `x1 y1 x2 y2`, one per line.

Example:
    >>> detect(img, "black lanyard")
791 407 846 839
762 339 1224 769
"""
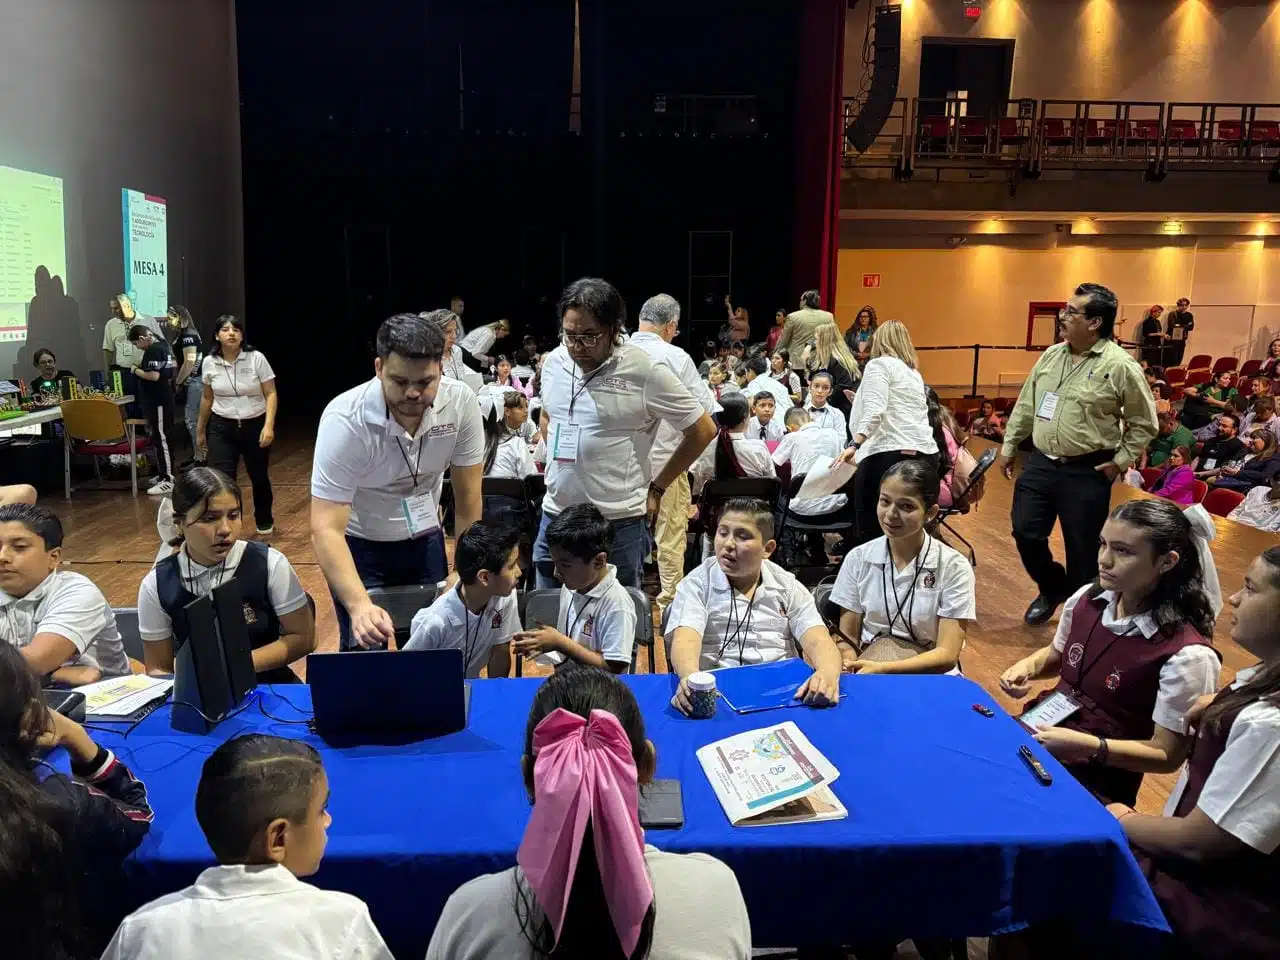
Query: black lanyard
881 538 930 645
460 591 485 670
567 362 606 423
718 577 761 664
567 594 598 640
182 549 229 596
1056 348 1095 391
396 435 426 491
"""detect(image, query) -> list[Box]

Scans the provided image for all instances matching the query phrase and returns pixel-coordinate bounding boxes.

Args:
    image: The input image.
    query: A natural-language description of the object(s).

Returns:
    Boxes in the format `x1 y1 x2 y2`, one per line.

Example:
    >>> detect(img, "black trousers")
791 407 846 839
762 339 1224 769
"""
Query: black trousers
207 413 274 529
851 448 941 546
1011 449 1114 601
142 391 176 481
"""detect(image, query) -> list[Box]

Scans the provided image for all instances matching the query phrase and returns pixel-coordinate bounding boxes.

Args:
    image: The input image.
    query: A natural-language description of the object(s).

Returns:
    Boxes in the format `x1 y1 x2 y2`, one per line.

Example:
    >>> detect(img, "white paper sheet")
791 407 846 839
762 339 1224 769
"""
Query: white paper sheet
796 456 856 500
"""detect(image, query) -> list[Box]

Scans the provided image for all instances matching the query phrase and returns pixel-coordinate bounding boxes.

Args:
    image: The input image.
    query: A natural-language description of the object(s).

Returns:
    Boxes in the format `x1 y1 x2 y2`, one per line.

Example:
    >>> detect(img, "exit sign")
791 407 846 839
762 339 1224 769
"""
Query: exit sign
863 273 881 288
963 3 982 19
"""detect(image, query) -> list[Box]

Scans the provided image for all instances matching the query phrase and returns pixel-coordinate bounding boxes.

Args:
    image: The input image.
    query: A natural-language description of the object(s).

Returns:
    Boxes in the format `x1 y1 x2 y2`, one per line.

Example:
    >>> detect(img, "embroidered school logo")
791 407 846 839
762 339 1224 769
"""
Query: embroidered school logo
242 603 258 626
1066 643 1085 667
582 615 594 638
426 423 457 438
1104 668 1122 692
491 612 503 629
595 377 632 393
923 572 936 588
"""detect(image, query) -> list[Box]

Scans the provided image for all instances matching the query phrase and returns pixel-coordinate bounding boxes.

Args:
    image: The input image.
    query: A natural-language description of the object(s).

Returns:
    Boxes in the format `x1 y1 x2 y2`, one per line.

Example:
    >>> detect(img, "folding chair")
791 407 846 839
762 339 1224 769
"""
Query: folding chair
367 583 440 648
112 606 145 662
60 398 151 499
777 473 854 583
516 589 559 677
626 587 657 674
926 447 998 566
690 478 781 570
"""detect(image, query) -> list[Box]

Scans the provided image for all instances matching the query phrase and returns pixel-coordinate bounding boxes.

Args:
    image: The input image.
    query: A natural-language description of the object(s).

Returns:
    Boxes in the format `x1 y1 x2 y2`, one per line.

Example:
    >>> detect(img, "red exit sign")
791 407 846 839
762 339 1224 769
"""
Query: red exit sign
862 273 881 288
963 3 982 19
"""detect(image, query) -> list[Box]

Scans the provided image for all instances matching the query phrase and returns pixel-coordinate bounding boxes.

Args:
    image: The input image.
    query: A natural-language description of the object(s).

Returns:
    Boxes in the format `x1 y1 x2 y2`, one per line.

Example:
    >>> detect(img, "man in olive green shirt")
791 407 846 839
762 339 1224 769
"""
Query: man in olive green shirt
776 289 835 368
1143 413 1195 468
996 283 1157 625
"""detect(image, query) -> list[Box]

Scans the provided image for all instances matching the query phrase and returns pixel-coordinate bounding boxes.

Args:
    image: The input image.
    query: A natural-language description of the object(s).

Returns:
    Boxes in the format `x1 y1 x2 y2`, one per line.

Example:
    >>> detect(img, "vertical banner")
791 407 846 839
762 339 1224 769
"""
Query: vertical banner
121 189 168 318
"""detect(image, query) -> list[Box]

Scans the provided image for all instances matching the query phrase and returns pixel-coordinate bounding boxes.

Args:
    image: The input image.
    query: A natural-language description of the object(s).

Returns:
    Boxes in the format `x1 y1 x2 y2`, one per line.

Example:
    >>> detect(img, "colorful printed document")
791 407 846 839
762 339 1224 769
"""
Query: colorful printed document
697 721 846 827
79 674 173 718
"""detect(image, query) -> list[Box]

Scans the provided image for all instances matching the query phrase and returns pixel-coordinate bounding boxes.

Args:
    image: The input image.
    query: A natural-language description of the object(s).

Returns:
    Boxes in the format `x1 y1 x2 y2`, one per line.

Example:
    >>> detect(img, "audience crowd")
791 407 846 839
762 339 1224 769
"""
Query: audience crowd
4 279 1280 960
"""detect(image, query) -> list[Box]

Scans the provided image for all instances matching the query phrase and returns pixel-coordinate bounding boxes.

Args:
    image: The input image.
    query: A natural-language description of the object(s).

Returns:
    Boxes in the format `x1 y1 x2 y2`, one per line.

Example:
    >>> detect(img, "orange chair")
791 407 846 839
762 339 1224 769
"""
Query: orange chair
1212 357 1239 375
1203 487 1245 518
1185 354 1212 371
60 398 151 499
1191 479 1209 505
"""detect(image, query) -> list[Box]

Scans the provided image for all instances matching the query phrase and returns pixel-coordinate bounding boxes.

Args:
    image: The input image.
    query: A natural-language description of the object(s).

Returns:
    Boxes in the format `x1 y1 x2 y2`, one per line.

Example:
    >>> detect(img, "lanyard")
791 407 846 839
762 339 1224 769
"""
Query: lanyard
182 549 229 596
567 363 605 423
718 576 761 664
396 434 426 491
460 591 485 669
881 538 930 645
567 594 598 640
1056 348 1096 391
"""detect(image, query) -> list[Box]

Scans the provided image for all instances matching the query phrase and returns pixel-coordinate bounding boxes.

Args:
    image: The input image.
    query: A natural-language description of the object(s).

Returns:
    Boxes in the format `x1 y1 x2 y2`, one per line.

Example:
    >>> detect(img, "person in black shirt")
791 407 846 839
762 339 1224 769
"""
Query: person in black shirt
30 348 73 398
1165 297 1194 366
1194 414 1246 474
164 305 204 451
1139 305 1166 367
127 325 177 495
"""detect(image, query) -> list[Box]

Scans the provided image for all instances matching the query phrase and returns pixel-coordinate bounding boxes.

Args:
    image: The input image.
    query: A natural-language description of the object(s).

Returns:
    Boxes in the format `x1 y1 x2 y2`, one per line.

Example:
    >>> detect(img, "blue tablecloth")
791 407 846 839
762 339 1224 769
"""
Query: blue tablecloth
108 673 1168 958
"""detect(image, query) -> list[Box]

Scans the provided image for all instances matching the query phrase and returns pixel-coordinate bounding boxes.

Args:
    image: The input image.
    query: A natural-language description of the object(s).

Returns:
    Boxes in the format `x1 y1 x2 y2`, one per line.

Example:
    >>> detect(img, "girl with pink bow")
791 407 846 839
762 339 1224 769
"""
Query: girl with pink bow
426 669 751 959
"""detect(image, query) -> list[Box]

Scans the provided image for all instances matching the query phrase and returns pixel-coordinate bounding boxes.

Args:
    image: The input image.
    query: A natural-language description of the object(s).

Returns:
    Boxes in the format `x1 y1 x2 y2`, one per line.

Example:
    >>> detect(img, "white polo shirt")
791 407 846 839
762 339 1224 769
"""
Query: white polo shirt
404 583 520 679
0 570 130 677
772 424 847 515
666 556 824 671
1161 665 1280 852
312 377 485 541
628 331 719 475
443 345 484 394
549 564 635 667
691 432 775 494
136 542 309 642
486 434 538 480
100 864 393 960
830 535 975 667
745 416 784 442
742 373 793 412
540 343 704 520
202 351 276 421
1051 584 1221 734
459 325 499 357
804 402 848 443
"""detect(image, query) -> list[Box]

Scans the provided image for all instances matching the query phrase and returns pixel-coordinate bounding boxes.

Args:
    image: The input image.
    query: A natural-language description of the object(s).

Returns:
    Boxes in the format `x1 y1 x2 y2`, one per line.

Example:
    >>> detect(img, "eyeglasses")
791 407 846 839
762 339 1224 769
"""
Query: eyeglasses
1058 306 1086 321
560 330 606 349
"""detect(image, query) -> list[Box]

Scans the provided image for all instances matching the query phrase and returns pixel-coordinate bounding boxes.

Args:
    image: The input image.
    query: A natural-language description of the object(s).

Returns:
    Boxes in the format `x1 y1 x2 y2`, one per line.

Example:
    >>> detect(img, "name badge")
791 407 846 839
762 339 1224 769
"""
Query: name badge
552 422 581 463
1202 458 1216 470
1036 391 1061 422
400 492 439 538
1022 690 1082 728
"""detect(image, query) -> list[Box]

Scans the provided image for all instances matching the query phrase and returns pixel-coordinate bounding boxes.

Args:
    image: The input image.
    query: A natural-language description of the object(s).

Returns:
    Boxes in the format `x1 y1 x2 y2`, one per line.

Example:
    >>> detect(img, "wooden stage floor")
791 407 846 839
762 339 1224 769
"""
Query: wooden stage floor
53 434 1275 815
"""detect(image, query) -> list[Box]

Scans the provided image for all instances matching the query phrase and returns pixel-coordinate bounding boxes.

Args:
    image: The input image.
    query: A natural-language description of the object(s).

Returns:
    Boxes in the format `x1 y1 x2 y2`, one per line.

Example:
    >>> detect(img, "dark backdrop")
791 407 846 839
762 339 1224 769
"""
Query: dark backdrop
236 0 802 417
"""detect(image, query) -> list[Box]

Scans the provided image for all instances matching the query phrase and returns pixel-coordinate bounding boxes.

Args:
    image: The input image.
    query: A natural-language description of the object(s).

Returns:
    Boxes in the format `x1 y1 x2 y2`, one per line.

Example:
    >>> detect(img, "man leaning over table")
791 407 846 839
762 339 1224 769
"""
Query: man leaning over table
997 283 1157 627
311 314 483 650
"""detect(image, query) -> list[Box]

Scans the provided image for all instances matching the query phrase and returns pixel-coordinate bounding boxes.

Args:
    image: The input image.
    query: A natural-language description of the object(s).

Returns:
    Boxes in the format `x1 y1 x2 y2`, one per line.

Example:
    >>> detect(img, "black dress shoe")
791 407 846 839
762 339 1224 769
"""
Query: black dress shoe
1024 594 1063 626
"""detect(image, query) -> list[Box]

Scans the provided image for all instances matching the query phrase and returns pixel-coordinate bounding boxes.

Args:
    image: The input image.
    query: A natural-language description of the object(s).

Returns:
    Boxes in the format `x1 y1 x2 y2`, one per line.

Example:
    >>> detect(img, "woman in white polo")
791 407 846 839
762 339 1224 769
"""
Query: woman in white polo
533 278 717 590
311 314 484 650
197 316 278 535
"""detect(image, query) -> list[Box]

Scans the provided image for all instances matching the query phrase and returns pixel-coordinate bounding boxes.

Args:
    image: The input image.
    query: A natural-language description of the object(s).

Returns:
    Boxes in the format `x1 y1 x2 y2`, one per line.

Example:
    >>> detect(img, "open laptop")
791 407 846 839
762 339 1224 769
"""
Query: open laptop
306 649 470 744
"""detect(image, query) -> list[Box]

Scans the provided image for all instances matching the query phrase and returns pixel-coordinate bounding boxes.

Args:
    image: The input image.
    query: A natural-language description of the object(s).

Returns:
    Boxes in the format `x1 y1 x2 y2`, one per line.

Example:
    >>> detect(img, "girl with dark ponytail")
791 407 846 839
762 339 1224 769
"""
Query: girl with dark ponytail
1108 546 1280 959
1000 497 1222 806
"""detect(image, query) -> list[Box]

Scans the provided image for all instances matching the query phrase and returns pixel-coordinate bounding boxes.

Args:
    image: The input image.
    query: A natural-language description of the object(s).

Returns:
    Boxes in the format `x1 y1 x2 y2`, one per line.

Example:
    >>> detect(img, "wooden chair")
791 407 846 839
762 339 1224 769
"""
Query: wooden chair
60 398 150 499
1202 487 1245 518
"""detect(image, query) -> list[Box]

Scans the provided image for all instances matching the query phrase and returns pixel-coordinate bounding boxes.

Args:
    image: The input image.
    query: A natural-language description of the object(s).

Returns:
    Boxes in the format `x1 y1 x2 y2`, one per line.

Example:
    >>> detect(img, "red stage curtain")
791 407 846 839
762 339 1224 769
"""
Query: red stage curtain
792 0 847 309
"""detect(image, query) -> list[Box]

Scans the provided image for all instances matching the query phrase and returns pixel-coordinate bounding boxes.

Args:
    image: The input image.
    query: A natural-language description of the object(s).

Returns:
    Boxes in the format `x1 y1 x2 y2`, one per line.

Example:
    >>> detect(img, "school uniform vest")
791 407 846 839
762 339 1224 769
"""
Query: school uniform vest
155 541 296 684
1032 593 1211 806
1139 695 1280 960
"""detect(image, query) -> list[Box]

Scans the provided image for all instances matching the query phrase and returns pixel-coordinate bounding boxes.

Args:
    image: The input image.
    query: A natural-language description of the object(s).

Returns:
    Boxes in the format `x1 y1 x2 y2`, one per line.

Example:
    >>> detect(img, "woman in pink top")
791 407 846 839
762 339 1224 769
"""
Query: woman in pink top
1149 446 1197 505
766 309 786 352
493 355 533 398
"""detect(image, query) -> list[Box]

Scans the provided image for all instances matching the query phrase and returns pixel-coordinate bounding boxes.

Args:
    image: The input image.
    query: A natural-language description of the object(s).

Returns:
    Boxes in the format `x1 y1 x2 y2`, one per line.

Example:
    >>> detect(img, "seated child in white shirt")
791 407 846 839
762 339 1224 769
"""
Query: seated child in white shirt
692 393 776 493
513 504 635 674
746 393 784 442
101 734 393 960
0 504 130 685
666 497 842 715
772 405 852 565
803 371 848 443
405 520 520 678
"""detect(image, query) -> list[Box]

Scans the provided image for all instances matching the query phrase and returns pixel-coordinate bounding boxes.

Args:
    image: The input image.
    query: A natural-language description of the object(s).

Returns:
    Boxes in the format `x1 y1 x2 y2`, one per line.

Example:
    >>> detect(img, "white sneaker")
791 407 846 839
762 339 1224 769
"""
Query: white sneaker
147 479 174 496
255 525 274 536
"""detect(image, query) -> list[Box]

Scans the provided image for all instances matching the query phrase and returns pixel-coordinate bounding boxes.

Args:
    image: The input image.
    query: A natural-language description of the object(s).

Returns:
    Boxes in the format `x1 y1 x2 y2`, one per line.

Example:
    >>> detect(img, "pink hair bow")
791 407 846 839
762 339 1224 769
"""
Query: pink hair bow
517 707 653 956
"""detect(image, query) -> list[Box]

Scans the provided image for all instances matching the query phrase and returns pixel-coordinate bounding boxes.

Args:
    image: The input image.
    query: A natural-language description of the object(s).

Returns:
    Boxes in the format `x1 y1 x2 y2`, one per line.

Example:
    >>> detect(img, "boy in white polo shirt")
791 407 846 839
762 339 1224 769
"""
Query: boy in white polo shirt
746 393 784 442
0 504 130 685
404 521 521 679
311 314 485 651
514 504 636 673
666 498 842 715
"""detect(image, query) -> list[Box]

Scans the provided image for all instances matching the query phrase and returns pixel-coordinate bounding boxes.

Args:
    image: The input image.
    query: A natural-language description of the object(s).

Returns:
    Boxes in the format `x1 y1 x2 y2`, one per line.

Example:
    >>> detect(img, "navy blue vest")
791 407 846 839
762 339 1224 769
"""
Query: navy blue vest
156 540 294 683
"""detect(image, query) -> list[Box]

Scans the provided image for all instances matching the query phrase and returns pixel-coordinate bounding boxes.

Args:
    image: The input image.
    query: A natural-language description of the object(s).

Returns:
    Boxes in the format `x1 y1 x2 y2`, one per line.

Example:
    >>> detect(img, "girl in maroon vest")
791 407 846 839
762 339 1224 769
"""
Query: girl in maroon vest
1108 547 1280 960
1000 498 1220 806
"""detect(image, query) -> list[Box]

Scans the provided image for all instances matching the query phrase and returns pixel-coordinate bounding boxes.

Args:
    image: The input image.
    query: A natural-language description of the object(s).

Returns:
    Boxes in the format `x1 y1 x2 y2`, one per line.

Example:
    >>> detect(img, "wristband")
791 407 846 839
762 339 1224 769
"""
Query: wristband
649 482 666 497
1092 736 1109 765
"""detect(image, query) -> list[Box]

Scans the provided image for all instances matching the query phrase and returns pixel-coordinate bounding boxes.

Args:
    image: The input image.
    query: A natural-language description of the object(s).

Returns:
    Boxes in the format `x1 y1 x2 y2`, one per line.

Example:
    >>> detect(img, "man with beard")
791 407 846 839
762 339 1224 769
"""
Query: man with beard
311 314 484 649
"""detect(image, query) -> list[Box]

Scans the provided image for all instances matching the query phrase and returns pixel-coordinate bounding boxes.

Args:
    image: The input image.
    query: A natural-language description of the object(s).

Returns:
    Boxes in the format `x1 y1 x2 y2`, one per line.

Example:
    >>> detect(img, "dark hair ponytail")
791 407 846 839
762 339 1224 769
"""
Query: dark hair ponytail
1097 499 1215 638
882 458 942 512
0 644 84 960
926 388 953 479
713 394 750 480
1203 547 1280 734
514 669 655 960
168 467 242 547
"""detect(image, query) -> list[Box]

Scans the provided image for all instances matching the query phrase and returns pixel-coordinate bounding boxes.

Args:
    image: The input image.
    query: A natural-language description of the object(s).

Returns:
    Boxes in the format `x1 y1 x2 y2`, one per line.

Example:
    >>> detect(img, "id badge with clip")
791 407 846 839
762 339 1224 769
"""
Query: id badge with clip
1036 391 1060 423
400 492 439 538
1021 690 1082 729
553 422 581 463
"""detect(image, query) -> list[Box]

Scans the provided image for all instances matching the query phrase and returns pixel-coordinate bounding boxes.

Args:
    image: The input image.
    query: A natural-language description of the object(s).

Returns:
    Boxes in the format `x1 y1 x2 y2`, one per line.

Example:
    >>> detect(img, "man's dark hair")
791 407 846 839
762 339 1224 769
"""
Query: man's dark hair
742 355 767 378
1074 283 1118 339
801 289 821 309
1254 395 1276 415
454 521 521 586
546 503 612 564
196 734 324 863
376 313 445 362
126 324 154 343
0 504 62 550
557 278 627 338
1220 413 1239 431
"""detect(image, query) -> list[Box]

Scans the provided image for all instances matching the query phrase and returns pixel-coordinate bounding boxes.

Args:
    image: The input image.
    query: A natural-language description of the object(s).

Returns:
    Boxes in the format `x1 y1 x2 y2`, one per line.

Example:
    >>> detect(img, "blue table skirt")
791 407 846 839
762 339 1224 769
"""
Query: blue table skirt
108 673 1168 957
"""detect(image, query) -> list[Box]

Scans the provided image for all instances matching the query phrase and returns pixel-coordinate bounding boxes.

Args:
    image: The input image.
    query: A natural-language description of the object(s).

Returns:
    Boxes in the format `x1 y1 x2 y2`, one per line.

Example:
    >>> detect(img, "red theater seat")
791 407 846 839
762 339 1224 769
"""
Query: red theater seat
1167 120 1201 146
1203 487 1245 518
1212 357 1239 375
1041 118 1075 147
1185 355 1212 371
1185 370 1212 387
1239 359 1263 378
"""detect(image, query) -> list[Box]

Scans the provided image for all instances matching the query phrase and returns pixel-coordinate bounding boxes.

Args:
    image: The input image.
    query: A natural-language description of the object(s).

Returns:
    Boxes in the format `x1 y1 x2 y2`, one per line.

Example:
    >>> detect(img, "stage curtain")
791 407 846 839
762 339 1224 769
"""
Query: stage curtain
792 0 847 310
